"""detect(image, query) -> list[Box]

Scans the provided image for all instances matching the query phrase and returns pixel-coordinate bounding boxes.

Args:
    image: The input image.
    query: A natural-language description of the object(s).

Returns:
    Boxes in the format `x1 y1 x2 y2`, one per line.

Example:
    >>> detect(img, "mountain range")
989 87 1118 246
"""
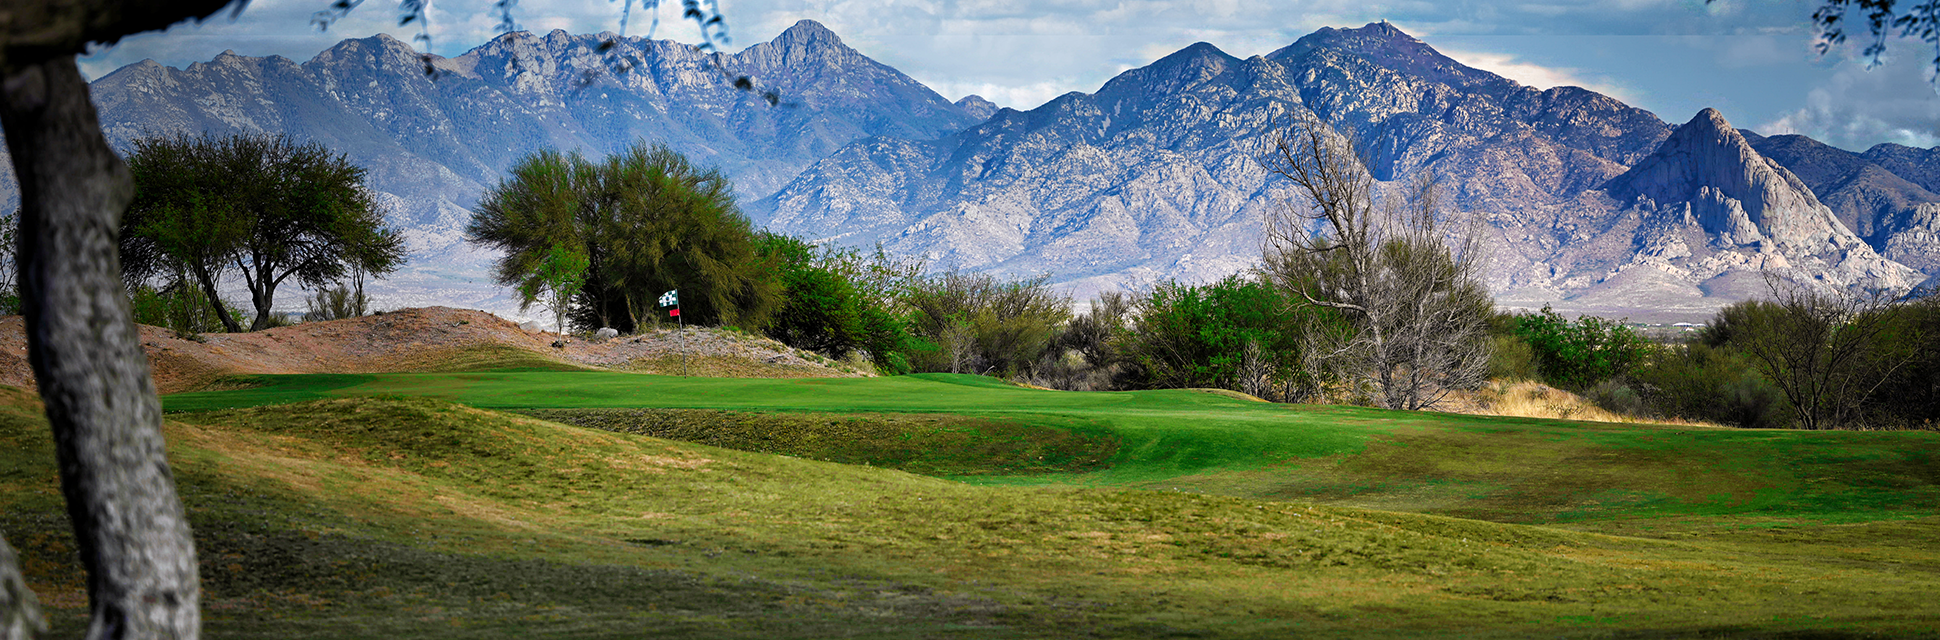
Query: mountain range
5 20 1938 322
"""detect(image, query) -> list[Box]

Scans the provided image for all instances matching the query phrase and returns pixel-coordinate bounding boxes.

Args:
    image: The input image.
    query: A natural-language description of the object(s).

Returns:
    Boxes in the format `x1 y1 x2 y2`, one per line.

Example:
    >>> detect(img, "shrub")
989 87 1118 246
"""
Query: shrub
903 271 1070 378
1510 306 1649 390
1116 275 1317 400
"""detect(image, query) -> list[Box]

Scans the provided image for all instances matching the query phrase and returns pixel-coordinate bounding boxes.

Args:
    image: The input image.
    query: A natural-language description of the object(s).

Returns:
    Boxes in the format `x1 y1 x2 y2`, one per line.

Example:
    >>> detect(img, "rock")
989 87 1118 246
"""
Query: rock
551 339 568 348
594 327 619 341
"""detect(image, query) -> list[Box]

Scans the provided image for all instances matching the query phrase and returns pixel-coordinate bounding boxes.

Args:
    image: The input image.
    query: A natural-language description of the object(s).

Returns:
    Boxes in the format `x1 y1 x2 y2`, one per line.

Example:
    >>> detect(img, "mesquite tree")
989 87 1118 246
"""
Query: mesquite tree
1261 114 1493 410
122 132 405 332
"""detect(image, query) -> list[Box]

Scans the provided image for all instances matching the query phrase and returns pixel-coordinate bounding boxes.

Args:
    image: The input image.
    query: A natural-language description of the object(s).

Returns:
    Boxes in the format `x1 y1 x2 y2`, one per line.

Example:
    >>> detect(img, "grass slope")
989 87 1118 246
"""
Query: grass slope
165 371 1940 528
7 388 1938 637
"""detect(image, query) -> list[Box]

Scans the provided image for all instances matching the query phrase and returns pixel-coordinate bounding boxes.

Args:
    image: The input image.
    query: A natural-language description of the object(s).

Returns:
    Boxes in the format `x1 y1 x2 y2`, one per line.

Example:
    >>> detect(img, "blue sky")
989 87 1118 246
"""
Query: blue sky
80 0 1940 151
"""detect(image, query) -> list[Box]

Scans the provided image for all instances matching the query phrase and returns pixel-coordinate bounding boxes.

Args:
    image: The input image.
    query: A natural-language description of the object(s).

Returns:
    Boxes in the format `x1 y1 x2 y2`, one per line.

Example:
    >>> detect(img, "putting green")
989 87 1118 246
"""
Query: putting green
163 371 1940 527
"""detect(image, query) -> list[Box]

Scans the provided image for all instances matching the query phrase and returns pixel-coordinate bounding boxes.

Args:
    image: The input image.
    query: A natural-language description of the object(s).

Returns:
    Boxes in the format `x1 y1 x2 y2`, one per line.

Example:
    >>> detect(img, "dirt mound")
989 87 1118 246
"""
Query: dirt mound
0 307 856 394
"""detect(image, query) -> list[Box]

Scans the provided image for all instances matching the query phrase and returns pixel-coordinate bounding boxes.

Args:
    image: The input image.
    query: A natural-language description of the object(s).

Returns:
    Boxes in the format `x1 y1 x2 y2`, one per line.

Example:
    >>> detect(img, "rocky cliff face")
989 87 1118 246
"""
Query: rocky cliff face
1555 109 1921 310
1740 133 1940 275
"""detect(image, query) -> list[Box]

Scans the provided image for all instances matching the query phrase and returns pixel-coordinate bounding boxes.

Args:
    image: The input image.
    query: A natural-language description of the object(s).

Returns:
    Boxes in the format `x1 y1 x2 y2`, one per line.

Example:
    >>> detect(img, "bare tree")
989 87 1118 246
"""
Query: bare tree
1728 279 1915 430
1260 114 1491 410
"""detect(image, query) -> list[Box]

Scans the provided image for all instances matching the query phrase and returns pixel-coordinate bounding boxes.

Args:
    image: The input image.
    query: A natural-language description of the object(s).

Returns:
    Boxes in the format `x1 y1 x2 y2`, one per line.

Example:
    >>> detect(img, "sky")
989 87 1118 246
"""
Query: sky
78 0 1940 151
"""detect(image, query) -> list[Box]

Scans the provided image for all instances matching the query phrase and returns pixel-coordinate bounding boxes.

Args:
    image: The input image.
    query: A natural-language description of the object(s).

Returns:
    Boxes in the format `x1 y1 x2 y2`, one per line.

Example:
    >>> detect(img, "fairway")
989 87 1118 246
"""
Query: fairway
5 376 1937 638
164 370 1940 528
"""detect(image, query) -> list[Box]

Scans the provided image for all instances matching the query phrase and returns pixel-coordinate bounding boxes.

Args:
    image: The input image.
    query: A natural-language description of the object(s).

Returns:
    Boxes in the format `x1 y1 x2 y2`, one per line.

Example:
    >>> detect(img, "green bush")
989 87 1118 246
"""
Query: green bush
1488 334 1538 381
1630 342 1791 428
903 271 1070 378
1509 307 1649 390
1116 275 1319 400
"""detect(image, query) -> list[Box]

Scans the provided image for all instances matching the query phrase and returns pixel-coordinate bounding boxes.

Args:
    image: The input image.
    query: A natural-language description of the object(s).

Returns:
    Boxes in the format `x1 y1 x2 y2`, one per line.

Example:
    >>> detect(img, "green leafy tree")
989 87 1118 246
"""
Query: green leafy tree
1118 276 1315 399
521 243 589 333
122 132 406 332
467 142 781 333
1510 306 1650 390
757 233 919 372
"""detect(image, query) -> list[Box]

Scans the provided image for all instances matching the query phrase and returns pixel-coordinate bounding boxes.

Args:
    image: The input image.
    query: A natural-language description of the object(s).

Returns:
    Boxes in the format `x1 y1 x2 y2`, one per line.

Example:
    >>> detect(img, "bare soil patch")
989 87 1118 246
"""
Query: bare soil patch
0 307 856 394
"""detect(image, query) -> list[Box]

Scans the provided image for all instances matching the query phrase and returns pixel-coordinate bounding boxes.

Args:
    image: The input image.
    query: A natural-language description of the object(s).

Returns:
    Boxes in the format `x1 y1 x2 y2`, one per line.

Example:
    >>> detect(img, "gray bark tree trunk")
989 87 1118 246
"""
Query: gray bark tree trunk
1 54 200 640
1 533 47 640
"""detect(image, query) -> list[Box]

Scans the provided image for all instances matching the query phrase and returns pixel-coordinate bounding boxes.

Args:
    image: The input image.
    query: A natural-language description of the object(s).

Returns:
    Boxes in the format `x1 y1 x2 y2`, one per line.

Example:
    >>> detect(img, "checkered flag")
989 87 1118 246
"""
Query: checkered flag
658 290 678 307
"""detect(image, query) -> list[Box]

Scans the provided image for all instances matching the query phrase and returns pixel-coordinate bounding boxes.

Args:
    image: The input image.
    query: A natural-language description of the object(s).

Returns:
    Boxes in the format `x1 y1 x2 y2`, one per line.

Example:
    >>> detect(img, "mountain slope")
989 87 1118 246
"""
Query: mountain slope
1744 133 1940 274
761 24 1922 316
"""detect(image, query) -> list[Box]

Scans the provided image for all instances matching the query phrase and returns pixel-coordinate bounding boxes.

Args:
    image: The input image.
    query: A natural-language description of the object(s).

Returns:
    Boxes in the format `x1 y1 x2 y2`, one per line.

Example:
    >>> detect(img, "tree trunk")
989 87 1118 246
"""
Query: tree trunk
249 281 275 331
0 533 47 640
1 55 200 640
188 264 241 334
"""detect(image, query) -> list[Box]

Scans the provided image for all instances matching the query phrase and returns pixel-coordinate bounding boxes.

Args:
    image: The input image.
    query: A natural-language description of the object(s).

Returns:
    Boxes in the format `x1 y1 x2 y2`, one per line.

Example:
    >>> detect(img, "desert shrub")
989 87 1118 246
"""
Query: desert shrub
1631 341 1792 428
756 234 919 373
1509 306 1649 390
303 283 370 322
903 271 1070 377
1585 379 1646 417
1488 334 1538 381
1116 276 1316 400
1027 292 1135 391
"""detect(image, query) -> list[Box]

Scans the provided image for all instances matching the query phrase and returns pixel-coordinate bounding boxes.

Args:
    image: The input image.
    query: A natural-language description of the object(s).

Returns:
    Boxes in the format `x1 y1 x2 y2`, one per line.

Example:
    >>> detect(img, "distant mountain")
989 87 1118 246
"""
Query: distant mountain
3 20 984 316
1741 132 1940 275
758 23 1931 320
7 20 1936 322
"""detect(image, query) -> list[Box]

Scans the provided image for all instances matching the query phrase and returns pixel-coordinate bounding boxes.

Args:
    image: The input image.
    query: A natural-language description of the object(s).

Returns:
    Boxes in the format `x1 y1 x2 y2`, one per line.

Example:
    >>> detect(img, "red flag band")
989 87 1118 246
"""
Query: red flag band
669 309 680 317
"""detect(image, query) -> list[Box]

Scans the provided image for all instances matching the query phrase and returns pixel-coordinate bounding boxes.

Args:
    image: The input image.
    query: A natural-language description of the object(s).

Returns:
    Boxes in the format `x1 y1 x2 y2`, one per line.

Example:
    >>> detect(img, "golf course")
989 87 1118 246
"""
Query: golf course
6 366 1938 637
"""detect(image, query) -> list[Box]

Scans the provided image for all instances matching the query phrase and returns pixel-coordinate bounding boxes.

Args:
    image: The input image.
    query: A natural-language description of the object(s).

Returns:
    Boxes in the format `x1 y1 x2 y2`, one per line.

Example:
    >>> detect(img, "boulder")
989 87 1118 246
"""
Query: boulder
595 327 620 341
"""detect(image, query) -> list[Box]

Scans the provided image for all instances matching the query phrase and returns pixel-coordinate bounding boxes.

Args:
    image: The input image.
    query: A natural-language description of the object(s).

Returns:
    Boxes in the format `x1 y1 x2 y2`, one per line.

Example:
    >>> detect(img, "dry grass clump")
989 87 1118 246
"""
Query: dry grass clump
1445 380 1721 427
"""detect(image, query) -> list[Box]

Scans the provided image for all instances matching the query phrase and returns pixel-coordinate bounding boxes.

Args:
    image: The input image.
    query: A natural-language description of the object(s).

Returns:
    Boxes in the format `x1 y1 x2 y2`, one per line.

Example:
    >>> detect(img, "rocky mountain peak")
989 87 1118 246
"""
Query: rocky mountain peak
955 94 999 121
1268 21 1498 89
1605 108 1819 218
738 19 860 71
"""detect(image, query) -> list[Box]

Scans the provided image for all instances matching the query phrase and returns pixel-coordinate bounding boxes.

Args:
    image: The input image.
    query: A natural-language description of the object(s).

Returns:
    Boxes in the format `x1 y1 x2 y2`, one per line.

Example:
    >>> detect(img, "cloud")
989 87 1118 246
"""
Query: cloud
1760 48 1940 150
1438 48 1640 102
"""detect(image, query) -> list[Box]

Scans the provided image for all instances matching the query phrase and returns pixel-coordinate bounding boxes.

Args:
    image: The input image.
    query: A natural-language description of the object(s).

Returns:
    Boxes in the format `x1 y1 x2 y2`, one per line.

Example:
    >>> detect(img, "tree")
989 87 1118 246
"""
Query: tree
903 271 1071 377
121 132 405 332
0 2 739 639
523 243 589 333
1116 276 1313 399
1510 306 1650 390
467 142 781 333
1261 114 1493 410
1719 283 1914 430
0 210 16 315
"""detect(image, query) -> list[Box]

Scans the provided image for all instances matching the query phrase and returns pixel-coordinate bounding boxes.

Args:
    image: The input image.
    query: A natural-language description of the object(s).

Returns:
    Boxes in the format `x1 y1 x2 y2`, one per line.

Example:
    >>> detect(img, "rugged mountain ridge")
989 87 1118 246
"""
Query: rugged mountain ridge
9 21 1937 321
760 23 1929 318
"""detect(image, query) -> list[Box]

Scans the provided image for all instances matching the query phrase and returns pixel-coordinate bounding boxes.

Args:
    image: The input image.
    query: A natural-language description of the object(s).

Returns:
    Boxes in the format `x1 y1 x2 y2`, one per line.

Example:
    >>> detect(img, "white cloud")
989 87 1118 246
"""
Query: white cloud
1761 51 1940 150
1438 48 1640 102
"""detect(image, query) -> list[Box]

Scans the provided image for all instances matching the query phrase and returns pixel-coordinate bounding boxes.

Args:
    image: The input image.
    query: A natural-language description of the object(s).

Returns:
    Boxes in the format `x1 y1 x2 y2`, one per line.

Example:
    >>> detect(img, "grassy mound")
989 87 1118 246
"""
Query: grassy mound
518 408 1118 476
163 371 1940 530
8 389 1940 636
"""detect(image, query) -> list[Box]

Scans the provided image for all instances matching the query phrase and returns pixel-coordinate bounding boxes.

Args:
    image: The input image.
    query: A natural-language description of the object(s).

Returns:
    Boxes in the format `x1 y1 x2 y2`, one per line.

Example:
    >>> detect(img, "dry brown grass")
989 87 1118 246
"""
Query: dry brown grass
1442 379 1724 428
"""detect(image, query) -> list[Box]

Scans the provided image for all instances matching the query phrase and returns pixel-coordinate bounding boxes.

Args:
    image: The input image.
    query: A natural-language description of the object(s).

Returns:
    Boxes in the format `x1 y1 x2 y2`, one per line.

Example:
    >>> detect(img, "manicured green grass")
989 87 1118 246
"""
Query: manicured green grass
8 389 1939 637
163 371 1940 528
